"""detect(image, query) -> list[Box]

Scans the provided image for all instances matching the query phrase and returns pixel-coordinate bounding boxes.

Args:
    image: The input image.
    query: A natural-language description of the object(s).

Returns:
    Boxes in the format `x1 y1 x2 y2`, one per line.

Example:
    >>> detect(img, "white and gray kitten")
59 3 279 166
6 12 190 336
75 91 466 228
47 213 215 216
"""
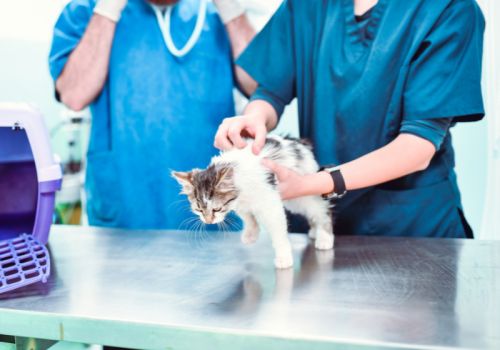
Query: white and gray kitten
172 135 334 269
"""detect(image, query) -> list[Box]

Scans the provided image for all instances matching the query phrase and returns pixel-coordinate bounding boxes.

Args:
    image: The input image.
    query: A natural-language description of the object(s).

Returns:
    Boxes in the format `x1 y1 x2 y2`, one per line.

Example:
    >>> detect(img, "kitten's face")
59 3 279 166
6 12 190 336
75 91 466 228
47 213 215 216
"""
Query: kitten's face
172 164 238 224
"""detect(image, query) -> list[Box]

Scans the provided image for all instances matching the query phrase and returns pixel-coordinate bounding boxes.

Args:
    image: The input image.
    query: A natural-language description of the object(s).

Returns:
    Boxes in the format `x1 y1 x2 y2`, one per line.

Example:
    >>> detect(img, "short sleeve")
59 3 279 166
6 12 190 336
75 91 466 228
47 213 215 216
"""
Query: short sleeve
248 86 289 117
400 118 452 151
48 0 94 82
403 0 485 123
236 0 296 117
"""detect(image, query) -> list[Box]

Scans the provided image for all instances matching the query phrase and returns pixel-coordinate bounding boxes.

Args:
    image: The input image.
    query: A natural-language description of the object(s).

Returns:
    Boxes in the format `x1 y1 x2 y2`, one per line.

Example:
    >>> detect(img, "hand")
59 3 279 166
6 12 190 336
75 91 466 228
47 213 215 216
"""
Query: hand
261 159 312 200
214 114 268 155
262 159 335 200
213 0 245 24
94 0 128 22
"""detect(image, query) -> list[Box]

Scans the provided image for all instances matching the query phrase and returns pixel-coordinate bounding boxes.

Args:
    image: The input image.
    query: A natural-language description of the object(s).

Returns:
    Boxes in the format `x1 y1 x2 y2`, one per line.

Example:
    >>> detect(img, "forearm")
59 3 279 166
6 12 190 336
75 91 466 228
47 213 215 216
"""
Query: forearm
244 99 278 131
225 15 257 96
56 14 116 111
305 134 436 196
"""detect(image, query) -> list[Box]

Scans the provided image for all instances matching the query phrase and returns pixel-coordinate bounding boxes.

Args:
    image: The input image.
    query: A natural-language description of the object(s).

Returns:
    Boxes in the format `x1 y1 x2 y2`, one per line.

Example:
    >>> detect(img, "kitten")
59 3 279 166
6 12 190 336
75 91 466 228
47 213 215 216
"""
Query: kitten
172 135 334 269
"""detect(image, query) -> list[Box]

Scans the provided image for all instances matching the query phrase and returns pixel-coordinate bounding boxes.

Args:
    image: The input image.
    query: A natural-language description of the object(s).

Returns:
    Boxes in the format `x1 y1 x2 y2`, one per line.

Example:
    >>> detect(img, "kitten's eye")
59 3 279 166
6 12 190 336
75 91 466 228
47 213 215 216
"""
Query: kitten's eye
213 207 222 212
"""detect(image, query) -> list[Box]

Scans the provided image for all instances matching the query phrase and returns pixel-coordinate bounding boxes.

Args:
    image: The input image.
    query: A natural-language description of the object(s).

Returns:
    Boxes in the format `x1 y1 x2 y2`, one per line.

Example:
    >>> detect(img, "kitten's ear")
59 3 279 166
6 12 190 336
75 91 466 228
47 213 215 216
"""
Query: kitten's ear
217 167 233 183
171 170 197 194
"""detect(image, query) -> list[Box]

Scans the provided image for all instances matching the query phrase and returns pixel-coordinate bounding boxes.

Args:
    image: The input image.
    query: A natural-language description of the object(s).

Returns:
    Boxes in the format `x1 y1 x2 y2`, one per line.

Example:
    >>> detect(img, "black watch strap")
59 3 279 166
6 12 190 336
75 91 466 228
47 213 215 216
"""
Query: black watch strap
320 166 347 199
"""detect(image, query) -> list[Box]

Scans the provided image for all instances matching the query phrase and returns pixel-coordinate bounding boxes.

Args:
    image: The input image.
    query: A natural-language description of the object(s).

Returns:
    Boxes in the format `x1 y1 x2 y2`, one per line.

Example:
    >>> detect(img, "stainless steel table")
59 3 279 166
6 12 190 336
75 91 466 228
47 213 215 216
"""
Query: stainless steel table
0 225 499 350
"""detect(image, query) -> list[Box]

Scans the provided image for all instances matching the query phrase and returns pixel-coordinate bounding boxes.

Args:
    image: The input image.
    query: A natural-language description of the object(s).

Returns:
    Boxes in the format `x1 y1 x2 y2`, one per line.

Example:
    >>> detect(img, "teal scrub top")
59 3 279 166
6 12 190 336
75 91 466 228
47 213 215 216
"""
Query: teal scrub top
49 0 235 229
237 0 485 238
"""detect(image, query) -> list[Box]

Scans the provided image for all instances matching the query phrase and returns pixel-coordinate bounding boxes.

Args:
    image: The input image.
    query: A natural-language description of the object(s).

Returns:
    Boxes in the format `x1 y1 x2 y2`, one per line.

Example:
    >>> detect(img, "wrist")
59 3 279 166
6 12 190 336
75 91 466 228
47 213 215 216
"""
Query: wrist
94 0 127 22
315 171 335 196
321 167 348 200
304 172 334 197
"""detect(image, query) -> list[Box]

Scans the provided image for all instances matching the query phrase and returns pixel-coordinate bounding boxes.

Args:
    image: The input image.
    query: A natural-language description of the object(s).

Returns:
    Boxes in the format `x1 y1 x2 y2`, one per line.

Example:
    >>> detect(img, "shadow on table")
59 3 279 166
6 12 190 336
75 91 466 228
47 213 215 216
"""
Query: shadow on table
210 242 334 316
209 237 464 348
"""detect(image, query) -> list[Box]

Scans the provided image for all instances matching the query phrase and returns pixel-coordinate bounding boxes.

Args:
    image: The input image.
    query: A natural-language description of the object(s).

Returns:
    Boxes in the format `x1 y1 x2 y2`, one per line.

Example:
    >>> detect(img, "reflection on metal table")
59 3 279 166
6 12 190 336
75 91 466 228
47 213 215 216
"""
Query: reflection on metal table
0 225 499 350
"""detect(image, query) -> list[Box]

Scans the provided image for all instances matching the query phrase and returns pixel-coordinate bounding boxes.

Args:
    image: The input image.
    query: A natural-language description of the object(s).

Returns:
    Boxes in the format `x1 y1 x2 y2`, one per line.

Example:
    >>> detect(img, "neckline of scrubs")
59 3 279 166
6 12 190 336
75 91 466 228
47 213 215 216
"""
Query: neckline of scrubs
342 0 386 61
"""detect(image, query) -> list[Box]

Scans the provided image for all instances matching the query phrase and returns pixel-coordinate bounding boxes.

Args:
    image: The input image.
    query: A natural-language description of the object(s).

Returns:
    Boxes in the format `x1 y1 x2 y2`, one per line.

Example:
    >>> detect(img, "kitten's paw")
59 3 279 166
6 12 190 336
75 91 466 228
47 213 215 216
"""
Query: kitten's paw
315 232 334 250
241 230 259 245
274 253 294 269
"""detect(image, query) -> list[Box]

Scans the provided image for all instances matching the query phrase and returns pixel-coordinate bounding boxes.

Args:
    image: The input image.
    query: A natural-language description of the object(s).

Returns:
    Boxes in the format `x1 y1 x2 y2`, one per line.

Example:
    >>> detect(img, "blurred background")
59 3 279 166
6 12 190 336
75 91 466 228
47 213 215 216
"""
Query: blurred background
0 0 498 239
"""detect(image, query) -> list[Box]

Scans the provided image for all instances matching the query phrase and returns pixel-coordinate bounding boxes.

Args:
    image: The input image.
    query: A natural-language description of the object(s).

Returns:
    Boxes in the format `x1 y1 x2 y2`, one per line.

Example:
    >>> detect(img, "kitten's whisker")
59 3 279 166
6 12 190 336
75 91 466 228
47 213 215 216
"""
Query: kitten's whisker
193 221 201 235
167 198 186 208
187 219 204 248
200 224 208 244
195 221 206 248
167 199 190 213
192 223 198 247
181 221 200 236
218 221 228 238
223 217 239 232
179 216 199 230
182 218 198 228
220 221 231 240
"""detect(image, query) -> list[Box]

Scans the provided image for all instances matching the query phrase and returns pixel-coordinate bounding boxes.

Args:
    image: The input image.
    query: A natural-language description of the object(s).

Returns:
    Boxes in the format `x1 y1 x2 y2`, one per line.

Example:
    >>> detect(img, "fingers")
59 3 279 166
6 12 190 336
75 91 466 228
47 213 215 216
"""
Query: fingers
213 115 268 152
214 120 234 151
228 120 247 149
261 158 275 171
261 158 287 181
252 123 267 155
214 117 248 151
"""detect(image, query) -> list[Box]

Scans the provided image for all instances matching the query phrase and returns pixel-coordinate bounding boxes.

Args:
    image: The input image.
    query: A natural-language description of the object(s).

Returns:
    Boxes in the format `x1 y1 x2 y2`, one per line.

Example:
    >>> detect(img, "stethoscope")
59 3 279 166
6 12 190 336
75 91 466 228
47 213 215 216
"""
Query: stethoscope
152 0 207 58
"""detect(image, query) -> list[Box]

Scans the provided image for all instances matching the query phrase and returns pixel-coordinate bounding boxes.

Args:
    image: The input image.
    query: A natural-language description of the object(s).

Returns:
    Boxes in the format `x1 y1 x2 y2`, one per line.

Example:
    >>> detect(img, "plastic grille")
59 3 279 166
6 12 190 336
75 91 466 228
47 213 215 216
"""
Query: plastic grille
0 233 50 294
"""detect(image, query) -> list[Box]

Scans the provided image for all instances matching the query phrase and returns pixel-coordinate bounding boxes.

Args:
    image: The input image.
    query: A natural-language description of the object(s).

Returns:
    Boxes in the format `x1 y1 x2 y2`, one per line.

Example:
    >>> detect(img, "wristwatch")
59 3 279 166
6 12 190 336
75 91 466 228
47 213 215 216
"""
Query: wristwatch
320 165 347 200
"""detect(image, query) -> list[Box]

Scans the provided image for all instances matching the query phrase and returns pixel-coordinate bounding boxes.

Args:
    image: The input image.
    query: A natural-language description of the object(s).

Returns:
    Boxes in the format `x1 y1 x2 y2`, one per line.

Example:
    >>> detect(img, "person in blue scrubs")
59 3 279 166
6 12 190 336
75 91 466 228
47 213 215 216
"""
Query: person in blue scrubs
49 0 255 229
214 0 485 238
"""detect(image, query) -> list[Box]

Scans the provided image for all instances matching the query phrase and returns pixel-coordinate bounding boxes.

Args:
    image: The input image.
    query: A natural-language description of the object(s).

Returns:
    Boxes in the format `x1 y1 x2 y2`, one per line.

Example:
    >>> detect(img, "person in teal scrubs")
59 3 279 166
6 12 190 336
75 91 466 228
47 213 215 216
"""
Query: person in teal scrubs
214 0 485 238
49 0 254 229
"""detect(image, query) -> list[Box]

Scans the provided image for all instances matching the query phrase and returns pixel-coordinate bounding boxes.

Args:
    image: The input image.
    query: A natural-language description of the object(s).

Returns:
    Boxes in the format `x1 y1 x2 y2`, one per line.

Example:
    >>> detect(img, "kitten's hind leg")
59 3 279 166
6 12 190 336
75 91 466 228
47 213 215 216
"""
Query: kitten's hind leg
253 191 293 269
238 211 259 245
285 196 334 250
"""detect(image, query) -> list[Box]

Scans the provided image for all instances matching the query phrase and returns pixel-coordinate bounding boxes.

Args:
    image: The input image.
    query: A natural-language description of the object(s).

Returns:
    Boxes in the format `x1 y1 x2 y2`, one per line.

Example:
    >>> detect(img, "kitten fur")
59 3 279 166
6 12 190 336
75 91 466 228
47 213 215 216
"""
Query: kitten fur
172 135 334 269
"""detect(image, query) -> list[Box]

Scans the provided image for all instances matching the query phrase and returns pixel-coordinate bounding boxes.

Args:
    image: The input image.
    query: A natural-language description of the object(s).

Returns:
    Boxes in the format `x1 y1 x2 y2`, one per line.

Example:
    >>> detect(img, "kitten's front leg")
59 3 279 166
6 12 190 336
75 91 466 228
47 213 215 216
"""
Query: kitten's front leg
254 193 293 269
238 211 259 245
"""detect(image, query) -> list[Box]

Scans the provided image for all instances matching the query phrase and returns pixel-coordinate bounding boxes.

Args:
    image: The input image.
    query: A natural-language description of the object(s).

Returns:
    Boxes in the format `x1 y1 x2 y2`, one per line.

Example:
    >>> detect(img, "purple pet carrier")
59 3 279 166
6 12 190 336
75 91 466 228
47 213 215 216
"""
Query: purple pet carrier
0 103 62 294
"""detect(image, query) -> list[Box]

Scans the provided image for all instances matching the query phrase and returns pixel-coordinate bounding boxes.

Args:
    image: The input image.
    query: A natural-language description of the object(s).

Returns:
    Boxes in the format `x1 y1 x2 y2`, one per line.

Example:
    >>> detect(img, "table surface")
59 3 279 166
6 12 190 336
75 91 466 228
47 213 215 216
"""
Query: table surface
0 225 499 350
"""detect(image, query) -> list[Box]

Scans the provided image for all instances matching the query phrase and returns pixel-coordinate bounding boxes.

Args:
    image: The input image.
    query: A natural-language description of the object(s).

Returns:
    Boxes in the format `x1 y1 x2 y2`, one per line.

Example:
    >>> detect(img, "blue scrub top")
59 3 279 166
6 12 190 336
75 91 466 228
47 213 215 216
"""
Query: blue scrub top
49 0 235 229
237 0 485 238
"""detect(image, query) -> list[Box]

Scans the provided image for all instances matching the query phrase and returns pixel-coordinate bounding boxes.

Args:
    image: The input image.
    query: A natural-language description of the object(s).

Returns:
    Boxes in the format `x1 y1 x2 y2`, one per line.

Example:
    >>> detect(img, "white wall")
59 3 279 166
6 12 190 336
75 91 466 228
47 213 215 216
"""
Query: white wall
451 0 500 239
476 0 500 240
0 0 69 158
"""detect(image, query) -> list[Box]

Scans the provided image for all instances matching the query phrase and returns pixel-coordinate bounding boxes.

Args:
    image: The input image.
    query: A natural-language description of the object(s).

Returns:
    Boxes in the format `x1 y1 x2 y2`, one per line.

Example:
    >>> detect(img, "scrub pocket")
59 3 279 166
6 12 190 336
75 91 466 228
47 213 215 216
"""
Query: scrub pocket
367 179 465 238
85 152 120 226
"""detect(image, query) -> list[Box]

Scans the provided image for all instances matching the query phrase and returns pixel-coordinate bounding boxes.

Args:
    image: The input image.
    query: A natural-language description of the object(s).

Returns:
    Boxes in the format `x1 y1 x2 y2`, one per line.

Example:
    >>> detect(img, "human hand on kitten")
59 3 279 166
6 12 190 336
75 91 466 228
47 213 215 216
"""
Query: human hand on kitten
261 159 334 200
214 110 335 201
214 113 268 155
213 113 314 200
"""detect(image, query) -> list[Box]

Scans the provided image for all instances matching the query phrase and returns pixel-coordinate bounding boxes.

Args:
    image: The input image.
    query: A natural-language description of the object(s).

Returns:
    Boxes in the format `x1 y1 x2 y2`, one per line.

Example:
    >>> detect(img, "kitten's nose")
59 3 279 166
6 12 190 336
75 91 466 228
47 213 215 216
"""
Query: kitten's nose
204 215 214 224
